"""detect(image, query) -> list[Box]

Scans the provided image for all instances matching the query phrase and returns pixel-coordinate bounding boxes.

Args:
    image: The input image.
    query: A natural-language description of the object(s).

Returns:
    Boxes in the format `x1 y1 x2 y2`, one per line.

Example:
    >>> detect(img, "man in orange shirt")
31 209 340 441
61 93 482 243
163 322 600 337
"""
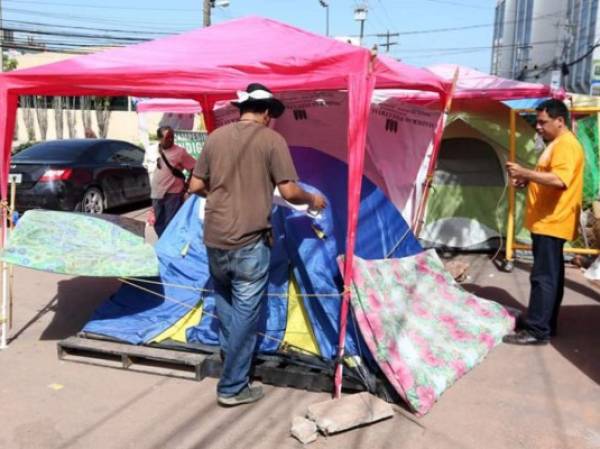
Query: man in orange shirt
504 99 584 345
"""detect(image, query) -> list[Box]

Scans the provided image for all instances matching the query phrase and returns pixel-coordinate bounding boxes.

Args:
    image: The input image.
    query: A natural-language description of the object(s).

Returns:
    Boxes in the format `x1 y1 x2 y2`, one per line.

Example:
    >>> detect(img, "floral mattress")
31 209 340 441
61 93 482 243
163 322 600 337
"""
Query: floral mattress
344 249 514 415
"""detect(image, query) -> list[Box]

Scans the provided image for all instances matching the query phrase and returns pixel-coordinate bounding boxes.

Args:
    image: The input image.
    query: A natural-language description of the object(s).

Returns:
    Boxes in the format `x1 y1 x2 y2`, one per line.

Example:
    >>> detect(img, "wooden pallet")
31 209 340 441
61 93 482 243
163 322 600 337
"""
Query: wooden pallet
57 336 375 395
57 336 219 381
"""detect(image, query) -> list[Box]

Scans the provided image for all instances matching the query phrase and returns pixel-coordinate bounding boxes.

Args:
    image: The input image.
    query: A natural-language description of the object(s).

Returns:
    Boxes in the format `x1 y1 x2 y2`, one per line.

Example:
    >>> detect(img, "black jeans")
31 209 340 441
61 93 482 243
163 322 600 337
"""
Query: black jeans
524 233 565 339
152 193 184 237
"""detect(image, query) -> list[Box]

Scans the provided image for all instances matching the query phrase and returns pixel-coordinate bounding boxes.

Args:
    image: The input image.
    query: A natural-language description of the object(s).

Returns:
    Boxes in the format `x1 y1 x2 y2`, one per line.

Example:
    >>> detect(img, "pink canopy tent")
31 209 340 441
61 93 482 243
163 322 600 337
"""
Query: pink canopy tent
428 64 558 101
135 98 202 114
0 17 450 386
375 61 560 105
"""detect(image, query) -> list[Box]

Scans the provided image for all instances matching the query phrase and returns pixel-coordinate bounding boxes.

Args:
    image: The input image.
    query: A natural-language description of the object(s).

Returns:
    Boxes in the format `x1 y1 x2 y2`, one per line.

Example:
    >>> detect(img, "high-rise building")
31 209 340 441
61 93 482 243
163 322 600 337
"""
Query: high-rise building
491 0 600 94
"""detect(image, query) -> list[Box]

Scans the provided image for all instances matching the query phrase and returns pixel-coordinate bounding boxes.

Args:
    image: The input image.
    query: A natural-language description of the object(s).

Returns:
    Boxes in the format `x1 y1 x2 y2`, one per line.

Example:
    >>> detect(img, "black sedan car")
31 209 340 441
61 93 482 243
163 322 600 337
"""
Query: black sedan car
9 139 151 213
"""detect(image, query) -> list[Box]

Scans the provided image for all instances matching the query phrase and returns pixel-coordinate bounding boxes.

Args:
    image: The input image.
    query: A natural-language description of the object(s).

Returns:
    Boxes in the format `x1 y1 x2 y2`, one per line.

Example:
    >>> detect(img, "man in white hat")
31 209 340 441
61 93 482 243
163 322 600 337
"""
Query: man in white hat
188 83 326 406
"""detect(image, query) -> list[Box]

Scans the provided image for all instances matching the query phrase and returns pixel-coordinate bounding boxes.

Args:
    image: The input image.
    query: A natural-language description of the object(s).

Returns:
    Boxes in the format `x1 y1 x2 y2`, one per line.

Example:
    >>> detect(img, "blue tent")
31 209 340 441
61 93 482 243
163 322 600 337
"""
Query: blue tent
83 147 422 360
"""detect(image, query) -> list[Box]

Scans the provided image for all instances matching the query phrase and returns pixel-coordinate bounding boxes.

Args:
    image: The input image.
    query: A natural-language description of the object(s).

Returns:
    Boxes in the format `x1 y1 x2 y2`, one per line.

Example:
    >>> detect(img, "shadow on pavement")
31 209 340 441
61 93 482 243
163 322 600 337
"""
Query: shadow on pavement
37 276 121 341
461 283 525 314
465 280 600 386
551 305 600 385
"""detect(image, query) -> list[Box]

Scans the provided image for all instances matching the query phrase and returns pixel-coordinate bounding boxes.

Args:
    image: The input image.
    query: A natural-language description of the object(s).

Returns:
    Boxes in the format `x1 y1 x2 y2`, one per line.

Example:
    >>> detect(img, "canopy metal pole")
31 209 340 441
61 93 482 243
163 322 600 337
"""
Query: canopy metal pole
8 177 15 329
412 68 459 236
0 207 7 349
505 108 516 263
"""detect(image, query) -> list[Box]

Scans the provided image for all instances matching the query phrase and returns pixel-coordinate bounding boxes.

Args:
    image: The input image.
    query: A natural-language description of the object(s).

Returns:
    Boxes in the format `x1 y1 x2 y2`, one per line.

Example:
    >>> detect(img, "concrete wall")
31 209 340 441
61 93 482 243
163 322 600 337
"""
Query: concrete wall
492 0 518 79
13 108 165 148
526 0 566 85
492 0 581 88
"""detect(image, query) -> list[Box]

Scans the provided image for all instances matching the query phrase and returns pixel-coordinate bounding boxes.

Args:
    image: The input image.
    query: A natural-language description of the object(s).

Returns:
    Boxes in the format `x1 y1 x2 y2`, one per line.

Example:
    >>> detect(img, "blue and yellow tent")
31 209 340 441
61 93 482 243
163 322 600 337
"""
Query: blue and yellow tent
82 147 422 360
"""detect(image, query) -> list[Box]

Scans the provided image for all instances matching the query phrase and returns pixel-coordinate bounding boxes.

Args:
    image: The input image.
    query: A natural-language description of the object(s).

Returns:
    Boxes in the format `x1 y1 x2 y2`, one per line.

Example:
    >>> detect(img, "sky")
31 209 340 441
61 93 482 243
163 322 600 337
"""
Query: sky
2 0 497 72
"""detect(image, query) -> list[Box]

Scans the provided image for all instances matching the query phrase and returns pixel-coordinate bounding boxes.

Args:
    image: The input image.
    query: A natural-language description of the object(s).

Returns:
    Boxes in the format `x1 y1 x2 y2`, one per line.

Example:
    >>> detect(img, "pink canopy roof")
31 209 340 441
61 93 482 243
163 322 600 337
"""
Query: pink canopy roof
1 17 449 98
427 64 556 100
374 60 556 104
136 98 202 114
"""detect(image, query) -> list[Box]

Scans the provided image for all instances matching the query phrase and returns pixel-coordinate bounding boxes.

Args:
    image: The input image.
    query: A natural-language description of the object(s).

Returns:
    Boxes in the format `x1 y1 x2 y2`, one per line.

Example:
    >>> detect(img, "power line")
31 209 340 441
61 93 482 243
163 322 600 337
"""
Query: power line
4 0 201 12
2 6 200 29
374 0 397 32
2 18 173 36
360 12 556 37
2 26 151 42
421 0 492 10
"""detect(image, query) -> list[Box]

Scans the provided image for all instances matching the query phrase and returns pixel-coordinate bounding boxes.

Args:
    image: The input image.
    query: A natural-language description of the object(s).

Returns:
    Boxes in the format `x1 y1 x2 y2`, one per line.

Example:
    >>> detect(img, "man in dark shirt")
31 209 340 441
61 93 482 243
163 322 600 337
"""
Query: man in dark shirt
189 83 326 406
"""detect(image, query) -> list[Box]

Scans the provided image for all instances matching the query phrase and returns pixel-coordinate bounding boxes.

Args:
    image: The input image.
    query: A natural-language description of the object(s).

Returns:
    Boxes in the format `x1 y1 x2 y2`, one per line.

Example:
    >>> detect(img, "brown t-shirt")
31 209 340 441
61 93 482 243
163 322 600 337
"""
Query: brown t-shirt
193 121 299 250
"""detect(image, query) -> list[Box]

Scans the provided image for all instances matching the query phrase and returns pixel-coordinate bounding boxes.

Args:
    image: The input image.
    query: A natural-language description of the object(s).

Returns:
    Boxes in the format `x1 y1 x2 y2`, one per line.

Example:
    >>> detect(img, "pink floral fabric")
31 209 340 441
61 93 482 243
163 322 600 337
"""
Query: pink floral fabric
343 250 514 415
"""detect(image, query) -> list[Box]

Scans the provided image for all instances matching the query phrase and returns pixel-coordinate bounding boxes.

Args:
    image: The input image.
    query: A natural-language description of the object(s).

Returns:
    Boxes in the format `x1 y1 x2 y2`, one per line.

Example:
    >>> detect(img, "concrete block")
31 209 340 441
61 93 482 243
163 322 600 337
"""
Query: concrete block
290 415 318 445
306 392 394 435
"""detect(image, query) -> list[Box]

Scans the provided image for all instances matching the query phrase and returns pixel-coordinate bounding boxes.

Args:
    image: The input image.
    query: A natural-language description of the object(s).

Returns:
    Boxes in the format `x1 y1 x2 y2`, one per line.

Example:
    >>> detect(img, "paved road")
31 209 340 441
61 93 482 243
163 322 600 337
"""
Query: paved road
0 208 599 449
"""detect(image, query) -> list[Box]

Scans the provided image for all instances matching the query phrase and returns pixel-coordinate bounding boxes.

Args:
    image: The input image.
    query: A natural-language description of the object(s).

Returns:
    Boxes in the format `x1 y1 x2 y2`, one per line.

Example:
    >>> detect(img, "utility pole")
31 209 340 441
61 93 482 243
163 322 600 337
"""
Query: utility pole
203 0 212 27
376 31 399 52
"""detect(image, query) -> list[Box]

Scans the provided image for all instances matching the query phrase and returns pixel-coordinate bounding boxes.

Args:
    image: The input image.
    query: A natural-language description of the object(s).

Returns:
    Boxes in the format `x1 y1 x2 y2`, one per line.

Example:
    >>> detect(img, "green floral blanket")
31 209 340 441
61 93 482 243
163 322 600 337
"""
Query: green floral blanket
0 210 158 277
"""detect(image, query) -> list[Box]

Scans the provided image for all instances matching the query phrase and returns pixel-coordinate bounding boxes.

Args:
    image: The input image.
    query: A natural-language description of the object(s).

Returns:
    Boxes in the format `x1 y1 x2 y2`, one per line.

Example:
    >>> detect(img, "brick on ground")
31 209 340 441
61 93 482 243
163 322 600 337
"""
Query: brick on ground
290 416 318 444
306 392 394 435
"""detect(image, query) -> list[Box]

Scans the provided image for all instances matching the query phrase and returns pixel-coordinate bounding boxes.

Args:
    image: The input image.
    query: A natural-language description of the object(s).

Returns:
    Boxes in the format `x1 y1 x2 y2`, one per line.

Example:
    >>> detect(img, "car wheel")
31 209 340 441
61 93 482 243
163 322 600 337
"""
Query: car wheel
81 187 104 214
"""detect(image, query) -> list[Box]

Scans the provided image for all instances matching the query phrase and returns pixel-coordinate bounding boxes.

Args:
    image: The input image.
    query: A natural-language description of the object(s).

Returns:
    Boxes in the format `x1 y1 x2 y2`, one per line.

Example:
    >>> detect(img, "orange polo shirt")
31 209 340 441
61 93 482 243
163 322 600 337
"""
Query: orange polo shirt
525 131 584 241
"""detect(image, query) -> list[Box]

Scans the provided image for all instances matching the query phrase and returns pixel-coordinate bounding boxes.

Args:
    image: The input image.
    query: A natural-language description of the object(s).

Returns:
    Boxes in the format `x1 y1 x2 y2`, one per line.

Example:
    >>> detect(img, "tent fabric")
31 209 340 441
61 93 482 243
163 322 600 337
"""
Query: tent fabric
1 17 448 98
282 275 321 355
576 115 600 206
152 303 204 344
84 147 422 359
0 210 158 277
373 62 555 106
212 90 442 225
433 137 505 186
423 101 538 248
136 98 202 114
420 217 501 249
428 64 556 101
345 250 514 416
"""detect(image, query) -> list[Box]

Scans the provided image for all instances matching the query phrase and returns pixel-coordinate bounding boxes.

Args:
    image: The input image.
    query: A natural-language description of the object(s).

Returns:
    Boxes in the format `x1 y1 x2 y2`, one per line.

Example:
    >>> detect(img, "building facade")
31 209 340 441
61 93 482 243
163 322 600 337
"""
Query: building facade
491 0 600 94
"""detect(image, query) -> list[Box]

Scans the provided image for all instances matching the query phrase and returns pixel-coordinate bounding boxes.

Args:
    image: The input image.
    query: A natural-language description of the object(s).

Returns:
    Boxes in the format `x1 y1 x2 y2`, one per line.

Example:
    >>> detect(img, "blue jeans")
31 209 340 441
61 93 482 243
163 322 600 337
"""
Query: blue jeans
207 238 270 397
152 193 184 237
524 233 565 339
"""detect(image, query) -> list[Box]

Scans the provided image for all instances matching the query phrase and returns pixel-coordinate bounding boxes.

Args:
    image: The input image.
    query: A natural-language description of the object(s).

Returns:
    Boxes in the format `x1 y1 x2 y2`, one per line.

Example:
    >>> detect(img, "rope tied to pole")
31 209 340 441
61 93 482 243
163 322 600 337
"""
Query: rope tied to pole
118 276 334 361
120 276 351 299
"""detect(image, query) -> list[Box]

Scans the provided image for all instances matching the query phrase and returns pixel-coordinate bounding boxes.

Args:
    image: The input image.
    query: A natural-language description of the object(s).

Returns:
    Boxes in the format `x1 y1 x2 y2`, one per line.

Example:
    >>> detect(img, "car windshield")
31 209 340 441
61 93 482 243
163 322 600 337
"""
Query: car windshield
13 140 95 162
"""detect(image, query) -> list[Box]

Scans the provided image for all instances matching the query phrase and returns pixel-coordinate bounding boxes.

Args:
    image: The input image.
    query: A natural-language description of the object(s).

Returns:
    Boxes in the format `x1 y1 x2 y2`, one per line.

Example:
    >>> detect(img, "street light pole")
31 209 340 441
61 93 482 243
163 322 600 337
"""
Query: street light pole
354 5 367 46
318 0 329 37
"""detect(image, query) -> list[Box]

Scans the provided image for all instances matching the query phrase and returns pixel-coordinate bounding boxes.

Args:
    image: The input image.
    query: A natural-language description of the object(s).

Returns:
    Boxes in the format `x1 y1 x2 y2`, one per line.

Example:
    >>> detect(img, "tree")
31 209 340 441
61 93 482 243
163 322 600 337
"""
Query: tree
65 97 77 138
53 96 64 140
22 96 36 142
94 96 111 138
80 96 93 137
34 96 48 140
5 58 19 139
3 57 17 72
